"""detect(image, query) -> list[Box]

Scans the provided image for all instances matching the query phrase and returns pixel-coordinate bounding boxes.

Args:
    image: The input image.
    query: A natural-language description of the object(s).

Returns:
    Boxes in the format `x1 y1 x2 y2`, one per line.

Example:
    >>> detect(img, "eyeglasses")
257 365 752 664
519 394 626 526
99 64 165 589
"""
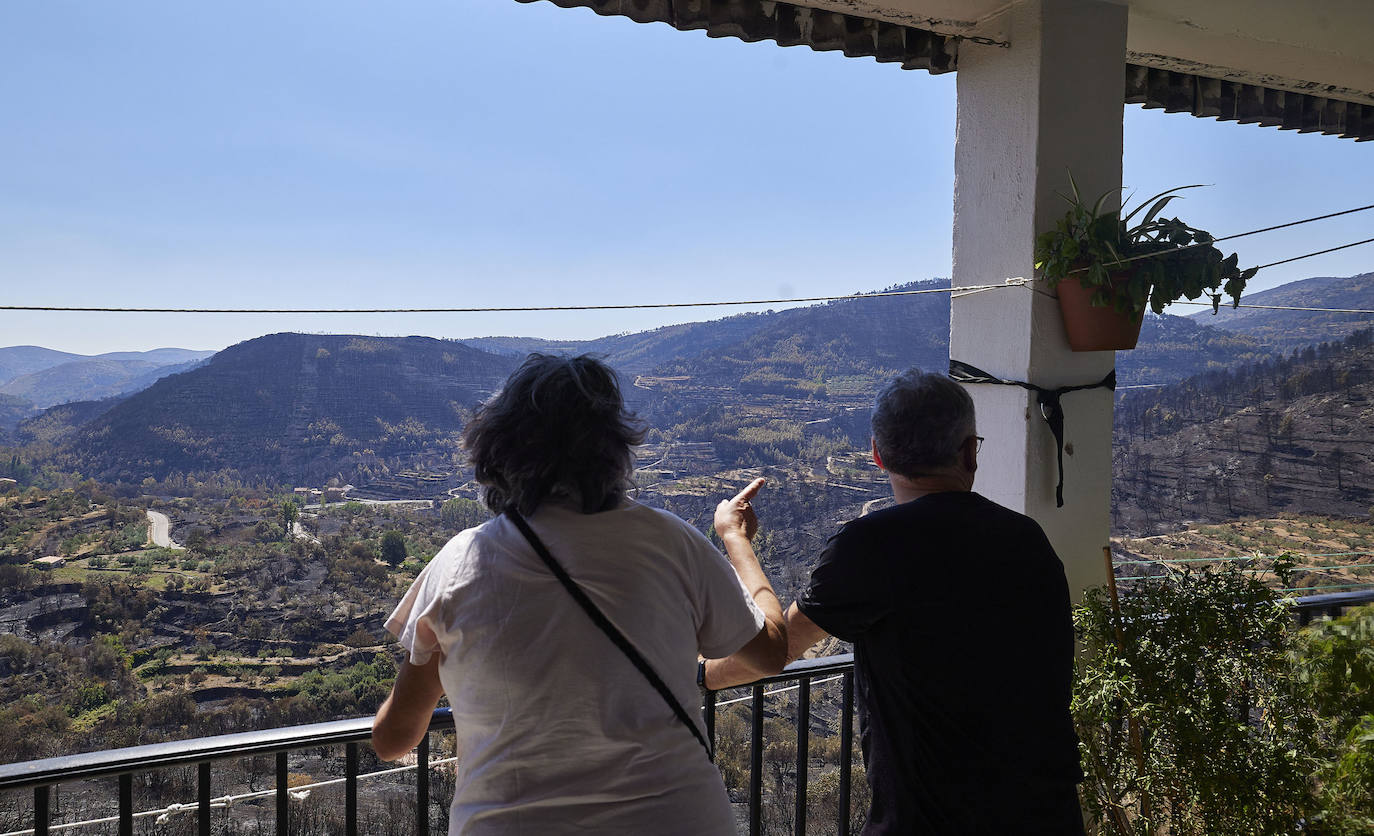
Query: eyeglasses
970 435 985 453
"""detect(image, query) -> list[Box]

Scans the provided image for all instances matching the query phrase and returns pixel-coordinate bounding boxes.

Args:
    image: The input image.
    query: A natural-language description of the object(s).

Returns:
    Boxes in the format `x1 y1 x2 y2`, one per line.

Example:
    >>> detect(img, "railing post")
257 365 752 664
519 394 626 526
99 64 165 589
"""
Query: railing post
839 670 854 836
417 733 430 836
118 773 132 836
276 751 289 834
703 688 717 749
749 684 765 836
33 785 49 836
795 678 810 836
198 761 211 836
345 741 359 836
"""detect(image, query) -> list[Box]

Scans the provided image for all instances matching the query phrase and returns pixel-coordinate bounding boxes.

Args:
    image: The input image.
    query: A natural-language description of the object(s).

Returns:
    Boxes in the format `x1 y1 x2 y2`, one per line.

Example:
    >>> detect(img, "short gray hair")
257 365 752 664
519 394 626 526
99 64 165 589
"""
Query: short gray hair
871 370 975 478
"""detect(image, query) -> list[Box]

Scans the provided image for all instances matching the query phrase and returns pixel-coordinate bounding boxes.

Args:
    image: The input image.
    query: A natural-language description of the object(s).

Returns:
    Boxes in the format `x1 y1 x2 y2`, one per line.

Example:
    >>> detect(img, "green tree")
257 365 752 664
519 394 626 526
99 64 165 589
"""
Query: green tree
440 497 490 530
380 530 407 566
280 499 299 538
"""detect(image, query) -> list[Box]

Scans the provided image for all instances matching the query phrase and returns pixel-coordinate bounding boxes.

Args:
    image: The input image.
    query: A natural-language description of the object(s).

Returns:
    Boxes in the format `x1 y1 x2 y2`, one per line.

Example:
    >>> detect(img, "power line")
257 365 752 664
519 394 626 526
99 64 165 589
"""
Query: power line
4 229 1370 319
1173 300 1374 315
0 756 463 836
713 674 845 708
1213 203 1374 244
1281 582 1374 594
1251 237 1374 272
1115 551 1374 566
0 280 1027 316
1066 205 1374 274
1149 235 1374 307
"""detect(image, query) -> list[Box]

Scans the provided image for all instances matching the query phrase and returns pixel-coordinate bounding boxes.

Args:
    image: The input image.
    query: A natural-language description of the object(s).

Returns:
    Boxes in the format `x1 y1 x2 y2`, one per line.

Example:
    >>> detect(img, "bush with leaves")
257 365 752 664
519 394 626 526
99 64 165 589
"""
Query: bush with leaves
1291 604 1374 834
379 530 407 566
1073 558 1319 835
440 496 491 531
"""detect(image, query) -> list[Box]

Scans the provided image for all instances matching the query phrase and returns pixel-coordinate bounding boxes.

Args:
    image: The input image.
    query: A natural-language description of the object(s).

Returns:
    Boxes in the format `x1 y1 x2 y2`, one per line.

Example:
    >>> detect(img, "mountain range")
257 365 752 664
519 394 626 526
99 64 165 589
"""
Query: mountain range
2 271 1370 493
1188 271 1374 355
0 346 214 420
1114 326 1373 533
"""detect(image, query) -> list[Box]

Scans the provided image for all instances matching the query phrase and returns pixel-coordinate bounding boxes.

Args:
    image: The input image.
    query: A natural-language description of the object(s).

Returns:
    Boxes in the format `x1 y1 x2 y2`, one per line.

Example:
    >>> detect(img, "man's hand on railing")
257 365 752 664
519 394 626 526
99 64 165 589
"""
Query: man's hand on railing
702 602 832 690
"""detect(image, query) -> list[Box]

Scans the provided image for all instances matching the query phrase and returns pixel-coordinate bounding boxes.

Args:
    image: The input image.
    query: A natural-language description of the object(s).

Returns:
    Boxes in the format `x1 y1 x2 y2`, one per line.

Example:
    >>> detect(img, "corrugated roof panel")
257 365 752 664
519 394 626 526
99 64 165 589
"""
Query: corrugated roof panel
515 0 960 73
1125 64 1374 140
522 0 1373 140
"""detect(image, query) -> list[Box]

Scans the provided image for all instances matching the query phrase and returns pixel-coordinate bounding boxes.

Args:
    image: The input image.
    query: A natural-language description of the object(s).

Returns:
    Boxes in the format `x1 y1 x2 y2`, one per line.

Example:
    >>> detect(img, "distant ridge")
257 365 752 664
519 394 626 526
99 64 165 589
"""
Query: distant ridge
0 346 86 387
57 333 517 484
1187 271 1374 354
461 312 773 377
0 354 212 409
0 346 215 416
13 273 1371 486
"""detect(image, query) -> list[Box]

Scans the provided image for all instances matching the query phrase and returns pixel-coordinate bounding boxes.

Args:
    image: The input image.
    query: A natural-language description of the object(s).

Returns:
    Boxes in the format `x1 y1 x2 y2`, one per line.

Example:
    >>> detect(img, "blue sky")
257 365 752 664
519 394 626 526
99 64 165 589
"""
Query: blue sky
2 1 1371 355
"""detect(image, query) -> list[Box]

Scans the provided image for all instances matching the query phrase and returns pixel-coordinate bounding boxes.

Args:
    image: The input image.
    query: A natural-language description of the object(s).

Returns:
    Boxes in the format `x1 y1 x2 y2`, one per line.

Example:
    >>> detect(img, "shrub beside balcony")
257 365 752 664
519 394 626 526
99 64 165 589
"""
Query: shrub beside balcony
1074 560 1374 834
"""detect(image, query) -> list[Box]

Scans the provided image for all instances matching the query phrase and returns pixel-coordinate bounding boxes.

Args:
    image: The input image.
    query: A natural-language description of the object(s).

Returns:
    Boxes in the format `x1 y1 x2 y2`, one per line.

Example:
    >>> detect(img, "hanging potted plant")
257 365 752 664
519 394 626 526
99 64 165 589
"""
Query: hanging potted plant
1034 176 1258 351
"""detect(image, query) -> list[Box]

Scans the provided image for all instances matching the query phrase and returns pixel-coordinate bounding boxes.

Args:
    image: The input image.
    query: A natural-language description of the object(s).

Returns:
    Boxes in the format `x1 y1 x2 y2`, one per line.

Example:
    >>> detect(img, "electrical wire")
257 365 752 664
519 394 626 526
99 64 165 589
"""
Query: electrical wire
1212 203 1374 244
713 674 845 708
0 756 463 836
1172 300 1374 315
1250 237 1374 272
3 204 1371 317
1063 206 1374 274
0 280 1028 316
1280 582 1374 594
1115 551 1372 566
1116 565 1374 583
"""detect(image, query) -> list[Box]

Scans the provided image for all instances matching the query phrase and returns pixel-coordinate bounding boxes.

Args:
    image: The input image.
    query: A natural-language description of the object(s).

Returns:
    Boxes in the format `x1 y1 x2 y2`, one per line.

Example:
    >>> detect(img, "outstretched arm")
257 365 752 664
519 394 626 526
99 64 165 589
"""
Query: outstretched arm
708 478 788 684
705 601 831 690
372 654 445 761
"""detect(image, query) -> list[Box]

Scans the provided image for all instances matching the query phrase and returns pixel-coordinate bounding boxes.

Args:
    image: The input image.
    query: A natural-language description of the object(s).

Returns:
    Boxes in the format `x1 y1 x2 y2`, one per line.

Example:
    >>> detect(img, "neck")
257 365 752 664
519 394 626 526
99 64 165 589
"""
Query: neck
888 470 973 504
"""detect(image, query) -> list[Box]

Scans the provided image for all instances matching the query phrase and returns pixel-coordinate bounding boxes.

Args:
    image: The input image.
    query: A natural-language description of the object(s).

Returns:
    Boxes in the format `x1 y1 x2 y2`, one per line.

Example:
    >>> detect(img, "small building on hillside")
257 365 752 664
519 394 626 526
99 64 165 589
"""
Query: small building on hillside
0 477 17 493
323 485 352 503
32 555 66 569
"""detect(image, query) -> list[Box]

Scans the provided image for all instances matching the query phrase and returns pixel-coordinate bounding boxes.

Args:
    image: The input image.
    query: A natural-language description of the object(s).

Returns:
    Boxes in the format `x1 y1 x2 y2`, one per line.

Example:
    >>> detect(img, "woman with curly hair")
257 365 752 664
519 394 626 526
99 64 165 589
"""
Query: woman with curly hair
373 353 786 835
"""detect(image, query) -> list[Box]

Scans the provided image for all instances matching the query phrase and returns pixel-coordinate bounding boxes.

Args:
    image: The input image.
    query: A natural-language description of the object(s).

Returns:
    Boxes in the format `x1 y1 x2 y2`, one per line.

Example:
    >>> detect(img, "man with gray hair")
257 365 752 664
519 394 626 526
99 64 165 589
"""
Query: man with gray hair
707 369 1084 834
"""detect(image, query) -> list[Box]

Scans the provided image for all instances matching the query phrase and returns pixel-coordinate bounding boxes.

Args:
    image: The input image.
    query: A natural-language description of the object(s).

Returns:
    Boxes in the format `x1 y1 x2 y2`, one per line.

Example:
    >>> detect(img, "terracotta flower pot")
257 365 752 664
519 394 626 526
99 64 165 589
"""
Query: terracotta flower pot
1055 273 1145 352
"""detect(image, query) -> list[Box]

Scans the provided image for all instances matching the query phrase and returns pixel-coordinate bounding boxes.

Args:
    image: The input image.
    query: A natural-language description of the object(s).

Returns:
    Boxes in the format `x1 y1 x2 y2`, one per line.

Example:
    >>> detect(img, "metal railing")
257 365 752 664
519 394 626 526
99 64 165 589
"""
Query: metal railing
2 590 1371 836
0 656 859 836
0 708 456 836
704 654 858 836
1291 588 1374 624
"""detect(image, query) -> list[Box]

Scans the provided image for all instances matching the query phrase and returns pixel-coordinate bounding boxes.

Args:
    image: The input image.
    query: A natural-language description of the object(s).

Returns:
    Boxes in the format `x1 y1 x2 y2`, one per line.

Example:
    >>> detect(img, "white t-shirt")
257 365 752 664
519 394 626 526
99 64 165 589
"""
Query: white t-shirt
386 498 765 835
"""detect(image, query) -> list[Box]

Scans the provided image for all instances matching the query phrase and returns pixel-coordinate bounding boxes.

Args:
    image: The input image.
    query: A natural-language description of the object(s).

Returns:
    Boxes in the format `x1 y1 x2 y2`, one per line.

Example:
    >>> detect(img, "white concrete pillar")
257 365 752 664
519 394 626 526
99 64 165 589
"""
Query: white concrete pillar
950 0 1127 599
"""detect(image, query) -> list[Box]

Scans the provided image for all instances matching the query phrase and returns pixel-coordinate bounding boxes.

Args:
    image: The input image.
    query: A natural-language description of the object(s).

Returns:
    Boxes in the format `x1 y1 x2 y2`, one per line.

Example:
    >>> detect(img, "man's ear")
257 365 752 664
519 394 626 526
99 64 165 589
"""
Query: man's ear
962 435 978 473
871 437 885 470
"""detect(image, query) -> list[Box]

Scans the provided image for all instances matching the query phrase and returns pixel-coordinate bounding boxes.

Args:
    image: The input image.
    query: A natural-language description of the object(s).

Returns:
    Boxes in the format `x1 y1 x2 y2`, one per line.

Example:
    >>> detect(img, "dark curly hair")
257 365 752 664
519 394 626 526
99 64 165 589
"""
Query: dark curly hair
464 354 644 516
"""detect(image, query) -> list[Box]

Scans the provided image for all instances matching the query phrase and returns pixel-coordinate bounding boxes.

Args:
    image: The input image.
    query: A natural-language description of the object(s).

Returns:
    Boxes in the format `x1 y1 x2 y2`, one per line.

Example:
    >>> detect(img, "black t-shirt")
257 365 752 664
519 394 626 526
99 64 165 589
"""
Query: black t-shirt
798 491 1084 835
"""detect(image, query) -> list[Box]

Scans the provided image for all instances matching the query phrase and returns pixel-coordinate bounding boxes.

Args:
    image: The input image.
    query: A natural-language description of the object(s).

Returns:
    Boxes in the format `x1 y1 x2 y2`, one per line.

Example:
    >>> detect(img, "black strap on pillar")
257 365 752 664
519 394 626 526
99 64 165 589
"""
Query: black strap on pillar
948 360 1116 508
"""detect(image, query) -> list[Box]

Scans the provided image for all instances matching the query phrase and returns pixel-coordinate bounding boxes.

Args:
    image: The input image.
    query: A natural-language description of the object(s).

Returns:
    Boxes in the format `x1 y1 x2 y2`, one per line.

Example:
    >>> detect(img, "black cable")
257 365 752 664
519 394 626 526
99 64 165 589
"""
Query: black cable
1068 205 1374 274
0 282 1019 316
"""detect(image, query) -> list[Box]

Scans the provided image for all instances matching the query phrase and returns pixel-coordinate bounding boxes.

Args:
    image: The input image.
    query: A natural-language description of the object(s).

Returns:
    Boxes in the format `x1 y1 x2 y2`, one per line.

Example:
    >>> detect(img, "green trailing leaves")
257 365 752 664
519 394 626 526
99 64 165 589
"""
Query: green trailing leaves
1033 179 1256 322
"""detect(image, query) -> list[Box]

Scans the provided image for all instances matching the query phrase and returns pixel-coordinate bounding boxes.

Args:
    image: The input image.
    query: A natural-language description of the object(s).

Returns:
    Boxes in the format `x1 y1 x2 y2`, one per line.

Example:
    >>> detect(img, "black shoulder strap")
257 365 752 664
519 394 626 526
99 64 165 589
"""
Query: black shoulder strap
505 509 714 761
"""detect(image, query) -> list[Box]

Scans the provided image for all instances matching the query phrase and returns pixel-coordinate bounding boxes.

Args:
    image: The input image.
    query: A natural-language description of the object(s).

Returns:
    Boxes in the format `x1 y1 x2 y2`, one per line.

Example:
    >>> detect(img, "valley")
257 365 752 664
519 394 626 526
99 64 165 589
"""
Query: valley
1 270 1372 774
